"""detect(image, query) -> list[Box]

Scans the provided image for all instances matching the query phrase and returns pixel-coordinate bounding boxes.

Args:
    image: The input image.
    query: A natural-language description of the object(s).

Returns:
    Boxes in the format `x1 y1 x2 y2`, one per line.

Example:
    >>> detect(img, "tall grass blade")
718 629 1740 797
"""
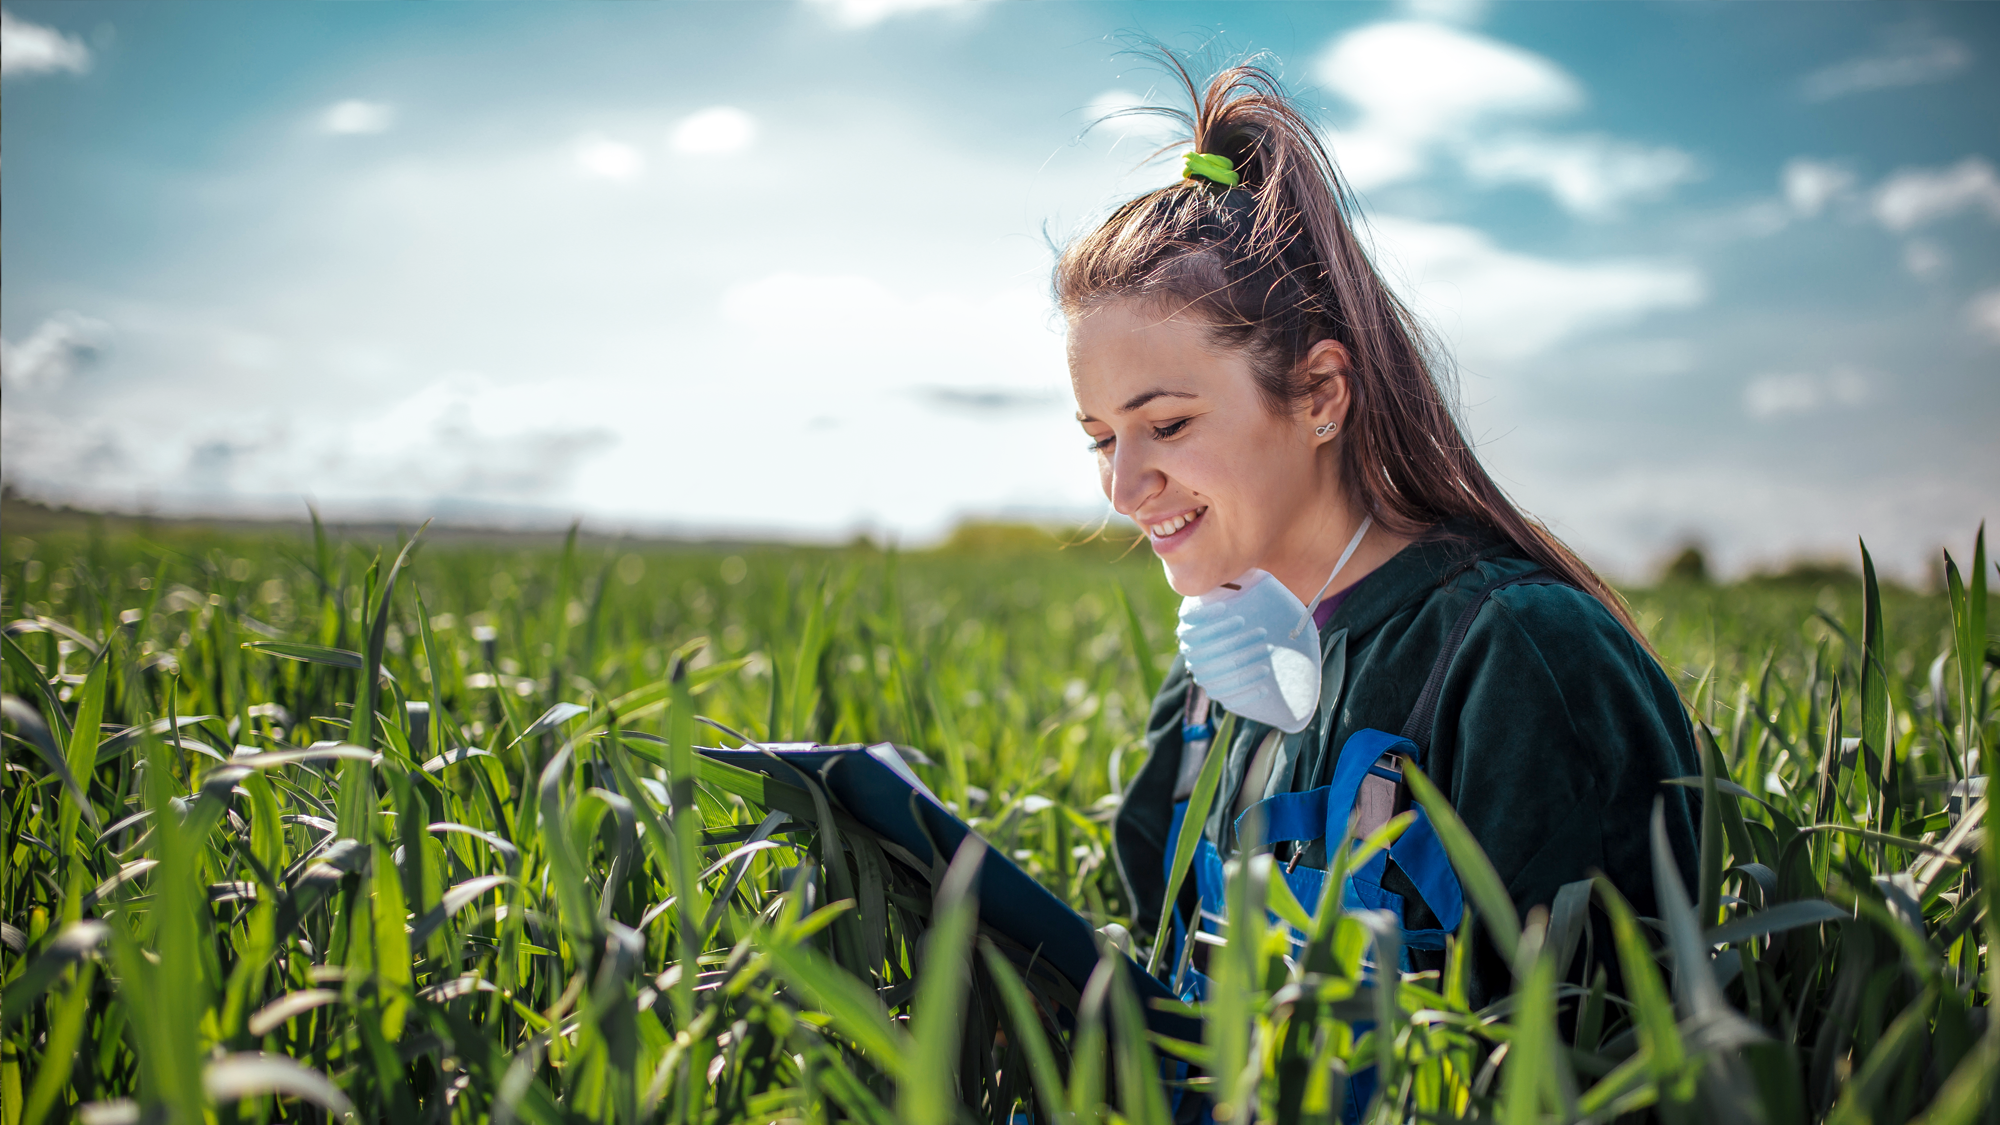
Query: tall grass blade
204 1053 358 1122
337 525 425 838
766 944 912 1077
979 939 1072 1125
1859 541 1893 834
1068 957 1113 1122
59 659 107 857
1704 899 1847 947
1594 875 1687 1094
3 631 73 744
19 962 94 1125
1114 580 1162 703
1906 1023 1998 1125
0 692 89 837
1107 947 1173 1125
1405 761 1519 965
898 837 985 1123
1150 712 1229 975
1498 912 1573 1124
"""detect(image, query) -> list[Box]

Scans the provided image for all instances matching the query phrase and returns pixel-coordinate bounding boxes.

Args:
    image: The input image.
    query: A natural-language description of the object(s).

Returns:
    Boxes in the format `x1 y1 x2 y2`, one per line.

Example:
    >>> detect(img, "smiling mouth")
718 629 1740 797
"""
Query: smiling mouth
1146 507 1207 541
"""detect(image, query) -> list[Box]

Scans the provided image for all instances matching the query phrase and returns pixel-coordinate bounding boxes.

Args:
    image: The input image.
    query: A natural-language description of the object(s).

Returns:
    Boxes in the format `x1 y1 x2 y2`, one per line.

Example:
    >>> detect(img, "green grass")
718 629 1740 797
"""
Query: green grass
1 515 1992 1124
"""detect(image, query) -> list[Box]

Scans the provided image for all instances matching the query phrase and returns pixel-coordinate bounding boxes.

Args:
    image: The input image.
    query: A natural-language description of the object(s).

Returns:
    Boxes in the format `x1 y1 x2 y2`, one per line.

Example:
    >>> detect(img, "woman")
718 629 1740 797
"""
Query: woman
1062 60 1700 1007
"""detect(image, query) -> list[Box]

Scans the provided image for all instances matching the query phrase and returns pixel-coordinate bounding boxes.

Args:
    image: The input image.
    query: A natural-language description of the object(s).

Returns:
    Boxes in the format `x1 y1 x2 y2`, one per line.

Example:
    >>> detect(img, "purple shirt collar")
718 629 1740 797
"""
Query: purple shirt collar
1312 575 1368 631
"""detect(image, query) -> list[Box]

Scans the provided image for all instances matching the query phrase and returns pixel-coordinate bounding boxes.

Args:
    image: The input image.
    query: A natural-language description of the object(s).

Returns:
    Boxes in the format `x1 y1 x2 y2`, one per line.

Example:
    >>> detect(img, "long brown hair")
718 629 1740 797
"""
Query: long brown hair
1055 56 1648 644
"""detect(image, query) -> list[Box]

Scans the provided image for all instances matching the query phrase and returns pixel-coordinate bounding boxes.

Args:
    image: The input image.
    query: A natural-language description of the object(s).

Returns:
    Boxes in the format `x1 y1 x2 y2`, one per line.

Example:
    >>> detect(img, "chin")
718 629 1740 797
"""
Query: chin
1159 558 1221 598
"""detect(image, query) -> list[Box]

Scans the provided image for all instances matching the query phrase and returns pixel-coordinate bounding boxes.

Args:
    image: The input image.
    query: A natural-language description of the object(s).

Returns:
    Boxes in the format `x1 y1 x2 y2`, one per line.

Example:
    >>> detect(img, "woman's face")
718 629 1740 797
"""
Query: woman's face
1069 300 1347 598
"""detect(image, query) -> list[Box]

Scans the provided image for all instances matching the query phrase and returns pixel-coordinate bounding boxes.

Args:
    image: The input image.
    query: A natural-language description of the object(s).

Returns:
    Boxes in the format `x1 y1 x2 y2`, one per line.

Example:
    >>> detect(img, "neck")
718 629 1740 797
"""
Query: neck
1264 500 1411 607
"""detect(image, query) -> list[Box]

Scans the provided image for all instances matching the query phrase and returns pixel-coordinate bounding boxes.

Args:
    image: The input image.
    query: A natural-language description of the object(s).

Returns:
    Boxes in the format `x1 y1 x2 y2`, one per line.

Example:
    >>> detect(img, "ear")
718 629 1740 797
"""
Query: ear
1302 341 1352 443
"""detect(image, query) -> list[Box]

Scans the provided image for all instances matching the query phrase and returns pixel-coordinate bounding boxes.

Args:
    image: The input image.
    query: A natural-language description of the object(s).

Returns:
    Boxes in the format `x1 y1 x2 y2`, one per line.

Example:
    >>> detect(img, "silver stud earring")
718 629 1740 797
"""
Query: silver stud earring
1314 420 1338 437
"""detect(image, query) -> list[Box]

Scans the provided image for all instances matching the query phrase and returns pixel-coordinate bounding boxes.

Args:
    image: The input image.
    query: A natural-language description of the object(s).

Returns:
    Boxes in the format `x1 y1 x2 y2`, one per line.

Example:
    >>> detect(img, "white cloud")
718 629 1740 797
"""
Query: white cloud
0 10 89 79
345 376 616 498
1873 157 2000 231
1320 20 1578 190
1782 157 1854 217
669 106 756 155
1461 133 1697 219
1969 288 2000 346
1322 21 1580 141
1316 21 1694 218
1743 369 1869 419
1902 240 1948 280
321 99 395 135
1367 216 1705 365
574 135 644 180
0 312 109 390
3 359 614 509
1799 28 1971 102
802 0 969 29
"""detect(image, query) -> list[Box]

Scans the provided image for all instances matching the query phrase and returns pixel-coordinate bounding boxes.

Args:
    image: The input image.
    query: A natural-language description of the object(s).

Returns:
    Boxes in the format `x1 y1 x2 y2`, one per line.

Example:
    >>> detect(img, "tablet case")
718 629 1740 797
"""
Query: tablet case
697 741 1201 1043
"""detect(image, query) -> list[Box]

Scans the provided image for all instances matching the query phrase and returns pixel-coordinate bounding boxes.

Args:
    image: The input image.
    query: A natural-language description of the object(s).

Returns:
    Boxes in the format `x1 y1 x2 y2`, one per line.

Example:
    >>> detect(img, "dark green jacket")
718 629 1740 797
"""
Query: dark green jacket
1112 522 1699 1001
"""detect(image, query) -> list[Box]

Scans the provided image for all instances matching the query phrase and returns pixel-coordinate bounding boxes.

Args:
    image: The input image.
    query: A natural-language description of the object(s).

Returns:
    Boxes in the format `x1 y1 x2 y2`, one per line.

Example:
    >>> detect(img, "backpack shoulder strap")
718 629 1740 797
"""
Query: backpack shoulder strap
1399 569 1568 752
1173 682 1215 801
1182 681 1213 742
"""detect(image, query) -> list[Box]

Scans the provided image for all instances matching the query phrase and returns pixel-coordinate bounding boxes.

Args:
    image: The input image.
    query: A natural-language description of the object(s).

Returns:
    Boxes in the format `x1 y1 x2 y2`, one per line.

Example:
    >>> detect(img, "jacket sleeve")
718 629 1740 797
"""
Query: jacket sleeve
1111 655 1193 936
1425 581 1700 995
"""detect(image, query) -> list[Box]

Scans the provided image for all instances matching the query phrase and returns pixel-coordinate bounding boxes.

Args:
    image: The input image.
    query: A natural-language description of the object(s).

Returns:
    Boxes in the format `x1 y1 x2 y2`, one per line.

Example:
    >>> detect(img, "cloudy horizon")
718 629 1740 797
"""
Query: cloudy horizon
3 1 1995 581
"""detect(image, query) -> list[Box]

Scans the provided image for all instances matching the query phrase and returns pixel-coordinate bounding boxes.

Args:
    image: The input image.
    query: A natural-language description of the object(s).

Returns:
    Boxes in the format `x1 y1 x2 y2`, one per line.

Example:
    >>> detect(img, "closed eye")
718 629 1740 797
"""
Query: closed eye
1086 417 1189 453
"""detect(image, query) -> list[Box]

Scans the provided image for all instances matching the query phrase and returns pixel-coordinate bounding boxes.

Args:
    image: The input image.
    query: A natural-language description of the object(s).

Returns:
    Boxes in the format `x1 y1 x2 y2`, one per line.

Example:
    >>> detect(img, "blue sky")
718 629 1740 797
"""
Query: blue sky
2 0 1995 580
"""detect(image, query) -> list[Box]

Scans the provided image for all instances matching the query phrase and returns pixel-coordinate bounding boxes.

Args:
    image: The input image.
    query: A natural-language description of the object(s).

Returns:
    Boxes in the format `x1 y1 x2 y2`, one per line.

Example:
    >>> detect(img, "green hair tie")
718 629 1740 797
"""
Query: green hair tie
1182 151 1240 188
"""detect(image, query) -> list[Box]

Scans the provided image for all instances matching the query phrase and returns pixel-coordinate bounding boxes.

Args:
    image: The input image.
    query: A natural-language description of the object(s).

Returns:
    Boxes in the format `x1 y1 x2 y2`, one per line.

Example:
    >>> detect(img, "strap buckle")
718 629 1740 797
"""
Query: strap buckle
1353 752 1403 842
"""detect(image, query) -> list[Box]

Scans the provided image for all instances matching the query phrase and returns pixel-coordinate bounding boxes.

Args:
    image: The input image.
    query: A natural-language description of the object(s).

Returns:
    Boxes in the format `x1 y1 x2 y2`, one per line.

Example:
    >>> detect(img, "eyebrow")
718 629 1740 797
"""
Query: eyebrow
1076 388 1199 423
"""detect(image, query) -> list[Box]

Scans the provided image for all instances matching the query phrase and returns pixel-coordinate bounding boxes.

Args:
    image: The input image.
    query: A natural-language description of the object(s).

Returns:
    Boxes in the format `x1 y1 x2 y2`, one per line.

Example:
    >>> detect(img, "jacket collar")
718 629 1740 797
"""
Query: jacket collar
1318 517 1517 643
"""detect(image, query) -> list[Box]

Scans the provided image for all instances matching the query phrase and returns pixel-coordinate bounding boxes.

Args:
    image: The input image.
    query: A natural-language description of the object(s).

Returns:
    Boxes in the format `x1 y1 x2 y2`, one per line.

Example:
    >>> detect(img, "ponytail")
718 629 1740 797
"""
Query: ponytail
1056 54 1651 647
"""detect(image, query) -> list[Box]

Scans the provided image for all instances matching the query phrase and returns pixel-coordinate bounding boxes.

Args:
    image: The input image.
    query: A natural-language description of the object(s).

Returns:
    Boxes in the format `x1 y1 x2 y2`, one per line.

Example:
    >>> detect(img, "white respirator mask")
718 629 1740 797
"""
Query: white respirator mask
1174 516 1372 734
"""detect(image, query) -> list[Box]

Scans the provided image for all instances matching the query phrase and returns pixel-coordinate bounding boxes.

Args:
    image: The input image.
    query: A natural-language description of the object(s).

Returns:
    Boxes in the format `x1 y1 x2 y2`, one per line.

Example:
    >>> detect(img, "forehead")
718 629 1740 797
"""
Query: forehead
1069 300 1203 357
1068 302 1233 394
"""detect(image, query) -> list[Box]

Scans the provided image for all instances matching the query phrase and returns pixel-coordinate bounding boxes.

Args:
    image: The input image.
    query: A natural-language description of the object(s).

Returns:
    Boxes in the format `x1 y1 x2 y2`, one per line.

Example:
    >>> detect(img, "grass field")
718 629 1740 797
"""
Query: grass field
1 513 1992 1124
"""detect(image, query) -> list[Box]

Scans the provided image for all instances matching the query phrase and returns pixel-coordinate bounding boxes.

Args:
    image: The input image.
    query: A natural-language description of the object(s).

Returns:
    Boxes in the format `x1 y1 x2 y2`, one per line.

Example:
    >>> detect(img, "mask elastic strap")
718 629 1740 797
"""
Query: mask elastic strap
1288 514 1373 640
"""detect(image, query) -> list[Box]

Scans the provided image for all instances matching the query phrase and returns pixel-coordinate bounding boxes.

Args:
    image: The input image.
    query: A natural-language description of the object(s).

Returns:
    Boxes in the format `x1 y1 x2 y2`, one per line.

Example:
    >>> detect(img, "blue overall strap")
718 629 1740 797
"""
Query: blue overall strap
1156 682 1220 1000
1386 807 1463 931
1234 726 1410 849
1233 747 1465 934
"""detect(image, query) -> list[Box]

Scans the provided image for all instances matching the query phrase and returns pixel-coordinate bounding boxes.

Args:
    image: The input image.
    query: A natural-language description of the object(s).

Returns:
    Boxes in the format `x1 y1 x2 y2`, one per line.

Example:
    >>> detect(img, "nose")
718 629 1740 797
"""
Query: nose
1106 436 1162 518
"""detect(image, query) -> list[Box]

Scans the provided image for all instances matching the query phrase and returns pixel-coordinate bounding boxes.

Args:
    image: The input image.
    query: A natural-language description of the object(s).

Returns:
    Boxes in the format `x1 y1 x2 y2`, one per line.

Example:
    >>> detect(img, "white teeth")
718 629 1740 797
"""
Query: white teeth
1149 508 1204 538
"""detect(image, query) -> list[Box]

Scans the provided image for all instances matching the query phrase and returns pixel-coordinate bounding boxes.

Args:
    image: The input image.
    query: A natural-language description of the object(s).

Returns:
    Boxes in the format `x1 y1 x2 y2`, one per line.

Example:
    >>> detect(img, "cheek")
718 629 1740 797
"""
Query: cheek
1165 447 1222 503
1230 423 1306 493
